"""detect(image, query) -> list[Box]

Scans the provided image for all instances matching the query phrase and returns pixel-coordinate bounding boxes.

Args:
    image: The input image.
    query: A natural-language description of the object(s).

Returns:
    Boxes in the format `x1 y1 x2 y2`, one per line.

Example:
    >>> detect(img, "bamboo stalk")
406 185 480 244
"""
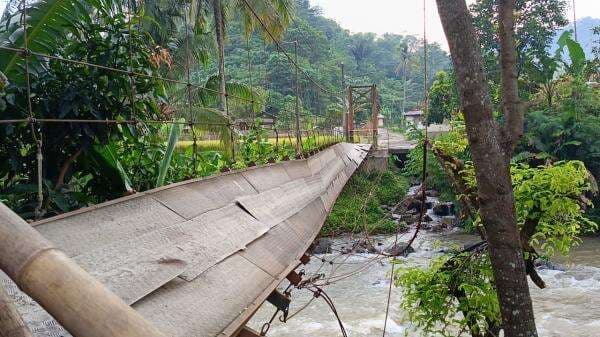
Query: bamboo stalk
0 283 32 337
0 203 166 337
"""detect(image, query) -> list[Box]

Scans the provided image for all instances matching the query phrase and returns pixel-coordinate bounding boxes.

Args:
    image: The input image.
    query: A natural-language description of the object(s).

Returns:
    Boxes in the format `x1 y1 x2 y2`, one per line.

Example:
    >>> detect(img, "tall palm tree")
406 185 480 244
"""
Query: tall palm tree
210 0 294 112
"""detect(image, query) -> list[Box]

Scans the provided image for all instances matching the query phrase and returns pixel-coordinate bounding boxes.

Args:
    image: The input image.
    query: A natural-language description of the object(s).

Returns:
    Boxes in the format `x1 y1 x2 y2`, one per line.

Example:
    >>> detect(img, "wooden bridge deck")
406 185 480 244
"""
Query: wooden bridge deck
378 128 417 154
1 142 370 337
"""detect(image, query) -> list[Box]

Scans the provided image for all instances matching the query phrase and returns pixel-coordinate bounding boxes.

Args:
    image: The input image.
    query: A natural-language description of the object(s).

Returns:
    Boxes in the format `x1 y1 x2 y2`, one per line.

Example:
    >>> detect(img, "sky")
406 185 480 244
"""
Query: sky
308 0 600 50
0 0 597 49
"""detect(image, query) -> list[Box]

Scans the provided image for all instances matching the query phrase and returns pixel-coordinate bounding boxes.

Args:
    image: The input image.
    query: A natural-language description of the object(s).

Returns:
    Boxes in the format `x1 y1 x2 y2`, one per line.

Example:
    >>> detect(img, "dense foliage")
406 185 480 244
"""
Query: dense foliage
323 166 409 236
0 0 450 219
398 126 597 336
397 249 499 337
397 27 598 332
206 0 451 126
471 0 569 82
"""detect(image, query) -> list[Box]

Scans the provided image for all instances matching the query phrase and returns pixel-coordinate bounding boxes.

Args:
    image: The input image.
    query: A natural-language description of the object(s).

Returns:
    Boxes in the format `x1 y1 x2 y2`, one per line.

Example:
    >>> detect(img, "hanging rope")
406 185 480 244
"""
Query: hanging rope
183 3 198 173
307 286 348 337
19 0 44 219
382 0 429 334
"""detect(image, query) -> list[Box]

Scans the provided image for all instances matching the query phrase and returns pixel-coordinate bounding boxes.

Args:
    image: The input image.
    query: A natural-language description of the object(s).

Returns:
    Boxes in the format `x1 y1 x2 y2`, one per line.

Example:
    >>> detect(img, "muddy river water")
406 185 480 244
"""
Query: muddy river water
248 230 600 336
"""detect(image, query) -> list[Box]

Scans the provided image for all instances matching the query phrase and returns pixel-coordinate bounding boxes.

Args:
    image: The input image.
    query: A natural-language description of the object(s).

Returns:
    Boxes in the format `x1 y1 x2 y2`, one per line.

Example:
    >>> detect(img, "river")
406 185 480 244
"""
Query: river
248 229 600 336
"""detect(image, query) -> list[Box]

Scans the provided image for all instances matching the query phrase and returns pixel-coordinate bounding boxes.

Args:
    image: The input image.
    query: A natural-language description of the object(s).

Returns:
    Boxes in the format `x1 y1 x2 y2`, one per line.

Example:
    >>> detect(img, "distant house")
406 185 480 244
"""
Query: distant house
427 123 451 139
377 114 385 127
403 110 424 129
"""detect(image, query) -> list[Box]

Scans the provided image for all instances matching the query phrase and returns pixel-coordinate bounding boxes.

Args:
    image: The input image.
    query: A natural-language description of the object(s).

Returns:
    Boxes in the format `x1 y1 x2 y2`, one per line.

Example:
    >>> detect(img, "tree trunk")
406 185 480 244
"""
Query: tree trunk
435 1 538 336
212 0 227 113
0 284 33 337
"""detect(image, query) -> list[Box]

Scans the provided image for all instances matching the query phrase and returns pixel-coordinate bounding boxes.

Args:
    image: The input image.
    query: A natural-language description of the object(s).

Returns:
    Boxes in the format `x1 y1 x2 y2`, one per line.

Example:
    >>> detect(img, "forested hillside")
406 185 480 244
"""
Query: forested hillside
197 0 450 126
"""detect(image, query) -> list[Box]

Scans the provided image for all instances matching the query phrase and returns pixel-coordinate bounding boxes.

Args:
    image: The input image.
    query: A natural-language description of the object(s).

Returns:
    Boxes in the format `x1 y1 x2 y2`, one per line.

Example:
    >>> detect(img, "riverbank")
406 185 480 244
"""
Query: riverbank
248 229 600 336
248 167 600 336
321 167 409 236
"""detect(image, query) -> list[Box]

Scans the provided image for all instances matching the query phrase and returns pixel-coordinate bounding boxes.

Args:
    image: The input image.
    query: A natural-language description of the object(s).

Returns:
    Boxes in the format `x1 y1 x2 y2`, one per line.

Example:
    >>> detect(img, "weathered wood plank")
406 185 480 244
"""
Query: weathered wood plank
320 159 346 188
151 174 257 220
241 165 291 192
35 196 185 257
134 255 274 337
236 177 323 228
285 198 327 245
281 160 311 180
321 171 349 212
75 205 269 302
239 222 303 277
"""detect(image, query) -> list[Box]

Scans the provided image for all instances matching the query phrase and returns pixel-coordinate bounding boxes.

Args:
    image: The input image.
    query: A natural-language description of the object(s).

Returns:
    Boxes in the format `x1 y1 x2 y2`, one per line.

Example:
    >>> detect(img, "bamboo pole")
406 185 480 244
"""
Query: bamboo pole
371 85 378 148
347 87 354 142
0 283 32 337
0 203 166 337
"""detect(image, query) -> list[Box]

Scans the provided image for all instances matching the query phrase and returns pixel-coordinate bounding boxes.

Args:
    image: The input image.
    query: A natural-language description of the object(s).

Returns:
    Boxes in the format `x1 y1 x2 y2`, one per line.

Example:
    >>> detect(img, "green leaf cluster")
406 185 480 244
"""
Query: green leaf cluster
396 252 500 337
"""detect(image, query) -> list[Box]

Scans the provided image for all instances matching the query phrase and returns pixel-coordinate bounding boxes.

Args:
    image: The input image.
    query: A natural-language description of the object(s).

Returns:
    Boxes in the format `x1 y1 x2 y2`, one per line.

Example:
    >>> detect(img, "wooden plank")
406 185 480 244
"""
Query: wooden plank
134 255 274 337
321 171 349 212
236 177 324 228
320 159 346 188
281 160 311 180
239 222 303 277
306 153 323 176
241 165 291 192
236 327 261 337
178 205 270 281
317 148 337 168
151 174 257 220
75 205 270 303
35 196 185 257
285 198 327 245
333 144 353 167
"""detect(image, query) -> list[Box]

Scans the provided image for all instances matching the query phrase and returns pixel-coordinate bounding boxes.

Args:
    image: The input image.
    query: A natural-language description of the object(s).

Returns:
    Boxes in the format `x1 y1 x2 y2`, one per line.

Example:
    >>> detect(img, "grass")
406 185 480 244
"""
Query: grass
322 164 409 236
176 139 227 152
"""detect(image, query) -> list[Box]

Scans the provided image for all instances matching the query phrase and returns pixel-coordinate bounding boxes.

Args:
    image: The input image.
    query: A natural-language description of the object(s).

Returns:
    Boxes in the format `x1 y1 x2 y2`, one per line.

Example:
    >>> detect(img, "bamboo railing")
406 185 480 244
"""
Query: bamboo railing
0 203 165 337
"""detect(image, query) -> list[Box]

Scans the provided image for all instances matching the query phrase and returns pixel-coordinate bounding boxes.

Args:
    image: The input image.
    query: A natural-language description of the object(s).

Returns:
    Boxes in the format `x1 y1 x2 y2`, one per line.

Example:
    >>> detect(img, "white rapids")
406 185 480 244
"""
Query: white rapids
248 230 600 337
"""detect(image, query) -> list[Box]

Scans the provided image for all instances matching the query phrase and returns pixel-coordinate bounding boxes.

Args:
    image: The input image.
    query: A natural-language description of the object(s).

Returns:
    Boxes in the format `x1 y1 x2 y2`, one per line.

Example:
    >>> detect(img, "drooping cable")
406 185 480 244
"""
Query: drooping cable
382 0 429 335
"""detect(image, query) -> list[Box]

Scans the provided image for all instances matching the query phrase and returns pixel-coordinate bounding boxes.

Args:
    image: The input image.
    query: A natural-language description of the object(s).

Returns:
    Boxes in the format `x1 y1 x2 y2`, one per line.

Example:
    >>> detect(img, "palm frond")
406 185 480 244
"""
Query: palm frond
0 0 96 80
202 74 263 111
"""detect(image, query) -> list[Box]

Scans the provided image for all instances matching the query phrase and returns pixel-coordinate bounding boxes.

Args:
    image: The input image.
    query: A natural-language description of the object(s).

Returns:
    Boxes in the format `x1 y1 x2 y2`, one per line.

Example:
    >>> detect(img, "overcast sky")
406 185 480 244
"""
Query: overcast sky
309 0 600 50
0 0 597 50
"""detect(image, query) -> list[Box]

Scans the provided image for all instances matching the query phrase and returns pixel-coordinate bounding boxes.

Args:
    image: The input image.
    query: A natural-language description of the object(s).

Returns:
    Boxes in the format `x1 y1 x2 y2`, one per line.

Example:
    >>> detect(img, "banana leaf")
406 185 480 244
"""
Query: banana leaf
156 119 183 187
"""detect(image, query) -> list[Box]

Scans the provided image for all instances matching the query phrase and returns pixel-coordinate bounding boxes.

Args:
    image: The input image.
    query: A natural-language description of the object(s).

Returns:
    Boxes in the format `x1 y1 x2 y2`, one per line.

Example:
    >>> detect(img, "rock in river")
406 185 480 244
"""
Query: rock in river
312 238 333 254
433 202 454 216
385 243 415 256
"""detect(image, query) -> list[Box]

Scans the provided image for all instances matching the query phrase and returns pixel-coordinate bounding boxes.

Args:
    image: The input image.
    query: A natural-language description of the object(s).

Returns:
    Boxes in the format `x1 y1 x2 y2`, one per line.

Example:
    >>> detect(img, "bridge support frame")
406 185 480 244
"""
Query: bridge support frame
346 85 380 147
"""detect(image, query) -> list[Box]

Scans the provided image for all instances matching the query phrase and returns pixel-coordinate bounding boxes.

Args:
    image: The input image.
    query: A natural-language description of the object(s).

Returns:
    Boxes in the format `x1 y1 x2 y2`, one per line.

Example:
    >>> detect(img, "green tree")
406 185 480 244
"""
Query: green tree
349 33 376 71
428 70 459 124
470 0 568 80
210 0 294 110
0 6 167 216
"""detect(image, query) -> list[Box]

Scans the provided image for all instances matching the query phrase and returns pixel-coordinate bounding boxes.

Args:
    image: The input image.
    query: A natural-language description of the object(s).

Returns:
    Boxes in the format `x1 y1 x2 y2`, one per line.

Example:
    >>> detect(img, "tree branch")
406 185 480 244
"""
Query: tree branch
54 148 83 191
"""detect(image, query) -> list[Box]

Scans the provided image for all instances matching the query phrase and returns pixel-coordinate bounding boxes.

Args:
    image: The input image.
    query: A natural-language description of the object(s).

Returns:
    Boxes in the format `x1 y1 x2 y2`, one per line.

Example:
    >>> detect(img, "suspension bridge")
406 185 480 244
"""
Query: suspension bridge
1 141 372 337
0 0 431 335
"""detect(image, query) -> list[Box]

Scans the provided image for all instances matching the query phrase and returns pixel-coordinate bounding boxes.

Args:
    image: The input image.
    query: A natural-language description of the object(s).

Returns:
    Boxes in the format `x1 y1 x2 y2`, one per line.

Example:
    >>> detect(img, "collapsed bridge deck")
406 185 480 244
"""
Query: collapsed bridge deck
1 142 370 337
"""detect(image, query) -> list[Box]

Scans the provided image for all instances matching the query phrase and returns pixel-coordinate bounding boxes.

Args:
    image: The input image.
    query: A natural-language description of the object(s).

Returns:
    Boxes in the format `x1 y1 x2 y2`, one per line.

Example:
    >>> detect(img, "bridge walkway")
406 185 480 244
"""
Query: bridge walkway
1 143 370 337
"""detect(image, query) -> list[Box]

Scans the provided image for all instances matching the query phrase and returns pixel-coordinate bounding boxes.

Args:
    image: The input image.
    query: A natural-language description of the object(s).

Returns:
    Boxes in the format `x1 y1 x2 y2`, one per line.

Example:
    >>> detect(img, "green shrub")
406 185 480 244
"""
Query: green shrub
323 169 408 236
